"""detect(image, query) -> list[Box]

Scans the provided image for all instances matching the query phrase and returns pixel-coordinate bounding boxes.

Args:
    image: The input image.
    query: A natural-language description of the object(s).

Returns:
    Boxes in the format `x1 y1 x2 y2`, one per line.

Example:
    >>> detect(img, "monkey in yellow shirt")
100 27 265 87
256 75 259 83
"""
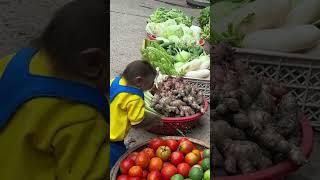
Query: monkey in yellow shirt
110 61 157 168
0 0 109 179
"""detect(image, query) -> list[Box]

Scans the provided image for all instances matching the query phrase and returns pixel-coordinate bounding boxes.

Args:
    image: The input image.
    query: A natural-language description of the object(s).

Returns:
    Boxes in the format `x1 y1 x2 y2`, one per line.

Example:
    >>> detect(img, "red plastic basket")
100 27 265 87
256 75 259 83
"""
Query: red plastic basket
147 33 205 46
148 98 209 135
215 112 314 180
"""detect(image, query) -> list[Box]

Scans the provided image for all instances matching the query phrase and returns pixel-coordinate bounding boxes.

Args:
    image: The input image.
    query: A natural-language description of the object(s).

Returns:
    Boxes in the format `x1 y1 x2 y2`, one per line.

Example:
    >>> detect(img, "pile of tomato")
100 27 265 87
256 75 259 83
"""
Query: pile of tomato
116 137 210 180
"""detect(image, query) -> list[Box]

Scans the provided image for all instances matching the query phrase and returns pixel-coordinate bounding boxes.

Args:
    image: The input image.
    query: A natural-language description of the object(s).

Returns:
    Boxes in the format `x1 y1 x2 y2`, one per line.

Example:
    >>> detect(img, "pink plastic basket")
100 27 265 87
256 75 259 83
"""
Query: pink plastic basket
215 112 314 180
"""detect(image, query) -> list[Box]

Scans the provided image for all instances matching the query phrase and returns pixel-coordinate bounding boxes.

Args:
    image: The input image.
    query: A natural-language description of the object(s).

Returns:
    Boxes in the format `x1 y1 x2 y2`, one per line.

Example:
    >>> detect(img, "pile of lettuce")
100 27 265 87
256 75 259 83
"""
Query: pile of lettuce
148 7 194 27
146 19 202 49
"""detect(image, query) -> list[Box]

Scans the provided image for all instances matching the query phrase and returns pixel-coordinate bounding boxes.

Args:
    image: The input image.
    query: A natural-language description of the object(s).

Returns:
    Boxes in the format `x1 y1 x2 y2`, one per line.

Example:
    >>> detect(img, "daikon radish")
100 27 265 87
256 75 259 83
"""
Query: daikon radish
185 69 210 79
304 42 320 57
284 0 320 26
199 60 210 70
243 25 320 52
177 59 202 73
214 0 292 35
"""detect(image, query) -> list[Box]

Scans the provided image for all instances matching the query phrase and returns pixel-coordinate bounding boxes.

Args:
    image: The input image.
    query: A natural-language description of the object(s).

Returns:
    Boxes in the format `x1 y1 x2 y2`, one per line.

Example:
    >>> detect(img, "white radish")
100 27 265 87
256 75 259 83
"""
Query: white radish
243 25 320 52
199 60 210 70
185 69 210 79
178 59 202 72
198 55 210 70
214 0 292 35
284 0 320 26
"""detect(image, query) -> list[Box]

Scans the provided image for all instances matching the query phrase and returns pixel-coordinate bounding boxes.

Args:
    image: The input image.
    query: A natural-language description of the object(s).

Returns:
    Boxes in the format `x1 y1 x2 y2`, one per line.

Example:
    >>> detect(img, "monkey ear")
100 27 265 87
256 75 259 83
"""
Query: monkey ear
79 48 106 78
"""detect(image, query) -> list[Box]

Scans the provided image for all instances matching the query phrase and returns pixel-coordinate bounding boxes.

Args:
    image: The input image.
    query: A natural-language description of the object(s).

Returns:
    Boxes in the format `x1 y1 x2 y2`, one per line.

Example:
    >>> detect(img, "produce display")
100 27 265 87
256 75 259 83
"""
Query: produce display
211 0 320 56
145 76 206 117
211 43 307 175
116 137 210 180
142 7 210 80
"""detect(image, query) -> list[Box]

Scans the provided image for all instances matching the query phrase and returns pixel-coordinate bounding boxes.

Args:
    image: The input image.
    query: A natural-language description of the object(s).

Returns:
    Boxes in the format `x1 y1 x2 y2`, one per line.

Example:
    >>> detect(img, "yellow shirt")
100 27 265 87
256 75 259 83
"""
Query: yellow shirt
110 77 144 142
0 50 109 180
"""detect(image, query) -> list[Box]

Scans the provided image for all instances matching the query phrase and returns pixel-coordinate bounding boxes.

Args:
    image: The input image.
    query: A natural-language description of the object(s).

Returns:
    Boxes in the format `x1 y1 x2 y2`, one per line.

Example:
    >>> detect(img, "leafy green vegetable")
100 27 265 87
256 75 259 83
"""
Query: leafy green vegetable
211 23 244 47
141 42 179 75
148 7 194 27
175 50 191 62
202 22 210 40
163 25 184 38
198 7 210 29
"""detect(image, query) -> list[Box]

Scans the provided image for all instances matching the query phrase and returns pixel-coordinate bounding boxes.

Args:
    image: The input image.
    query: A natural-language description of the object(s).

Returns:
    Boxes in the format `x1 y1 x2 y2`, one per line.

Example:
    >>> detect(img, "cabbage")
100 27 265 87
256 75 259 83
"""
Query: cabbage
146 22 164 36
145 19 202 49
168 35 180 44
163 19 177 26
162 25 184 38
180 34 196 47
175 50 191 62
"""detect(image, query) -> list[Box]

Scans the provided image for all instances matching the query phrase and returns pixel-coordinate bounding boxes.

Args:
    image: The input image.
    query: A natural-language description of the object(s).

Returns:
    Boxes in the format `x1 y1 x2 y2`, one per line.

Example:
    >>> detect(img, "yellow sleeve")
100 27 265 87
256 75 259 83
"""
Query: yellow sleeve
51 119 109 180
127 98 145 125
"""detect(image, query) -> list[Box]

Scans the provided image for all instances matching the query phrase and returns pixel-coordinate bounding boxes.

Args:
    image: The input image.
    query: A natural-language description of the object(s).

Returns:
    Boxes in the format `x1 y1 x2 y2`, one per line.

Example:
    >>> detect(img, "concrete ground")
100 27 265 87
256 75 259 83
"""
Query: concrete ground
110 0 210 145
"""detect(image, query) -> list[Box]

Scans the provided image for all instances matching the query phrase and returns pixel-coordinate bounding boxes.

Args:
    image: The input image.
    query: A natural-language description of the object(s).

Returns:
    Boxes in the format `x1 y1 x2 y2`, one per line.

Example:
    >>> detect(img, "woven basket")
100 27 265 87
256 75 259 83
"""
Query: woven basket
110 136 210 180
234 48 320 131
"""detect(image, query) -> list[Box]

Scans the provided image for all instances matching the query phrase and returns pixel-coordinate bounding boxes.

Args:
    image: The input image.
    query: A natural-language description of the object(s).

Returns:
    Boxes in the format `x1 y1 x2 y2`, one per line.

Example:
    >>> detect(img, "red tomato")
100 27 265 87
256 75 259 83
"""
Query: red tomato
178 140 194 154
149 138 166 151
128 152 139 162
170 151 184 166
117 174 129 180
128 166 143 177
165 139 178 151
143 148 155 159
136 152 150 169
156 146 171 161
120 158 135 174
149 157 163 171
142 170 148 178
161 164 177 180
147 170 161 180
177 163 191 177
128 177 141 180
198 159 203 165
178 137 190 144
163 162 172 168
185 152 200 166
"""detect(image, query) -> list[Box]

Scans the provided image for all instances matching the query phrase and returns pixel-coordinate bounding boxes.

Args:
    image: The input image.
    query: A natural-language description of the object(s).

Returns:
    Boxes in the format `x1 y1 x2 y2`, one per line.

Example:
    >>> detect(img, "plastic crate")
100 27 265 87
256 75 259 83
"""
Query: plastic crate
183 77 210 102
234 48 320 131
